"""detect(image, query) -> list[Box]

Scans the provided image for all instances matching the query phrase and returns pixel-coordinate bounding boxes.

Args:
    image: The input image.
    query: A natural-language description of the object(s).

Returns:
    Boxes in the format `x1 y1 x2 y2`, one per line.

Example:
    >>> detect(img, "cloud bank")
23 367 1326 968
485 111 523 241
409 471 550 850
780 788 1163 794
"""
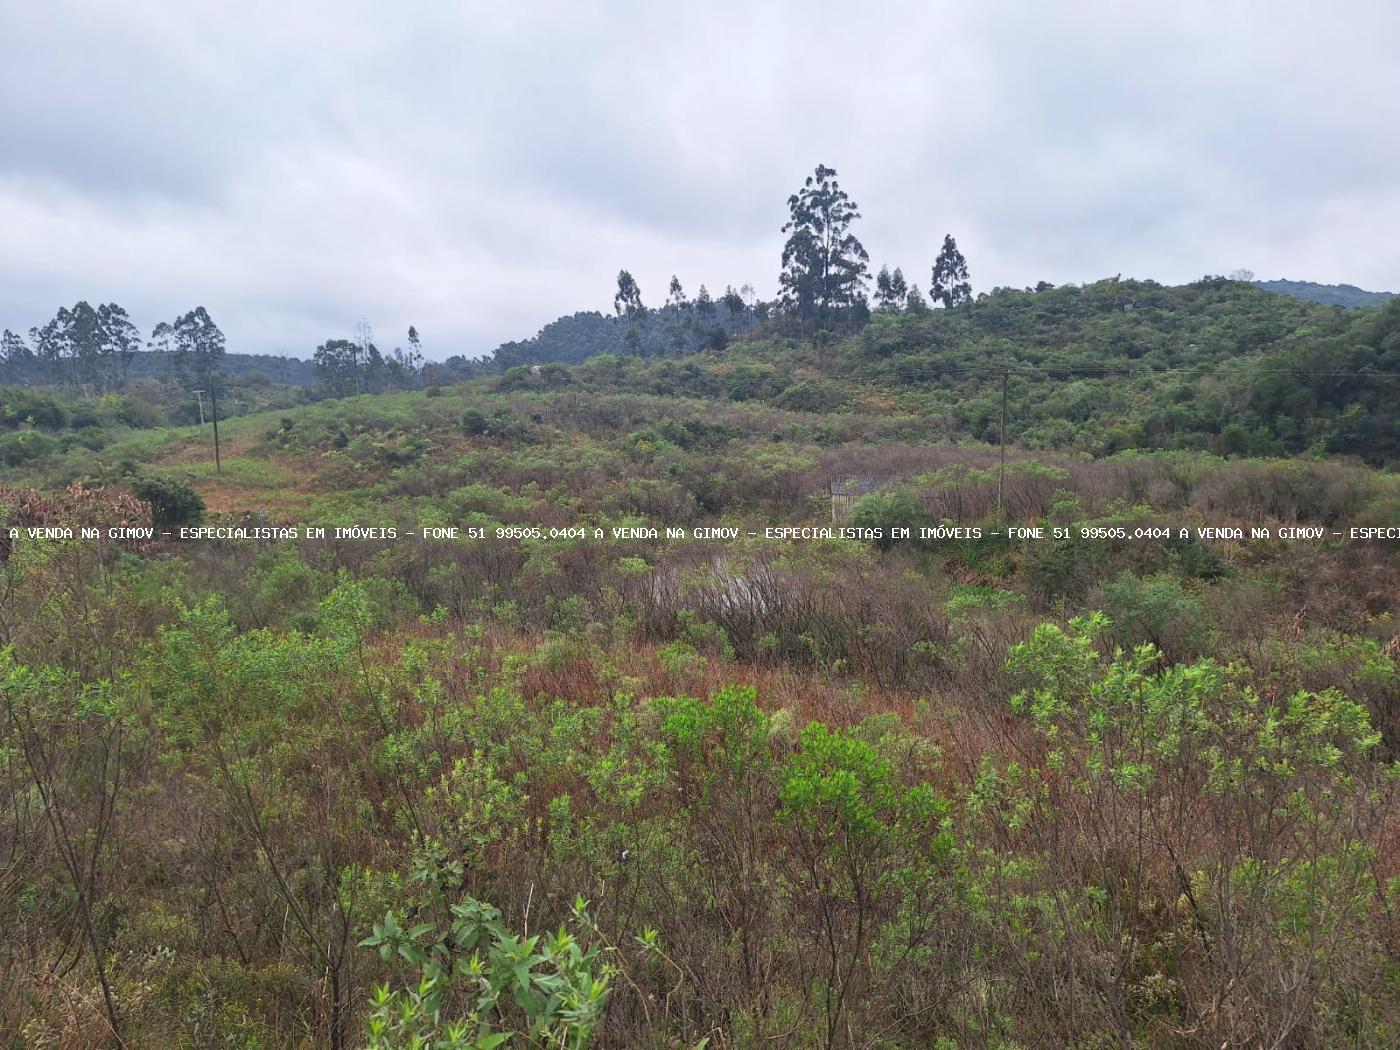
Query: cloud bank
2 0 1396 358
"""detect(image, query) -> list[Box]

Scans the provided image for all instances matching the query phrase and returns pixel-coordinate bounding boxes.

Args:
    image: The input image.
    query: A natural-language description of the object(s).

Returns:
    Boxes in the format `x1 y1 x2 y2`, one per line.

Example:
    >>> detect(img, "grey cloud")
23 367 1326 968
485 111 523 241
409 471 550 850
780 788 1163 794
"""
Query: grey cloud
1 0 1396 359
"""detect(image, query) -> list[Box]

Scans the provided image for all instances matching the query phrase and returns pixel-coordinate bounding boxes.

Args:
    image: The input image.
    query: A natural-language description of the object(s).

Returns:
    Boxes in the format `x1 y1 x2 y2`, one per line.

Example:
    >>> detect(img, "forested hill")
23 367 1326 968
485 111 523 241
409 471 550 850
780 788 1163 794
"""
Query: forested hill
1255 278 1395 308
490 275 1394 372
488 277 1399 462
491 300 757 369
4 277 1397 467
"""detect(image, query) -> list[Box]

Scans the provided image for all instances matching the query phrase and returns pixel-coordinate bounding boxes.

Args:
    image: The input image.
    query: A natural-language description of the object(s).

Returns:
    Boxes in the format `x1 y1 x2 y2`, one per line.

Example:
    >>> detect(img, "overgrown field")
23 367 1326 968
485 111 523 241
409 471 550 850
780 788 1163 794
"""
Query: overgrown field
2 286 1398 1047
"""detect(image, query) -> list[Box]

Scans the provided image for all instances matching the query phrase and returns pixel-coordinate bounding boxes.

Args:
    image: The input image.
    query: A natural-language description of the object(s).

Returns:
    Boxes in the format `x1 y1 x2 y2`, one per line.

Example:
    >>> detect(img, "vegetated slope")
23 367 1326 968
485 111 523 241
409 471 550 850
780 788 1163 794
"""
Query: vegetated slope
491 300 756 368
5 277 1398 486
3 279 1400 1047
3 398 1398 1045
490 277 1400 463
1256 278 1396 308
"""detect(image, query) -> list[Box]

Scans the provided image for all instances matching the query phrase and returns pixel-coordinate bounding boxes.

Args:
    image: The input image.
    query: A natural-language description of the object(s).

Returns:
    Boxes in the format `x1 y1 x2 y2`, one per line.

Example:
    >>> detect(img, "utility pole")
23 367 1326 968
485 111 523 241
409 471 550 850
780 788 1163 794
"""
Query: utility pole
209 378 222 474
193 389 205 425
997 368 1008 522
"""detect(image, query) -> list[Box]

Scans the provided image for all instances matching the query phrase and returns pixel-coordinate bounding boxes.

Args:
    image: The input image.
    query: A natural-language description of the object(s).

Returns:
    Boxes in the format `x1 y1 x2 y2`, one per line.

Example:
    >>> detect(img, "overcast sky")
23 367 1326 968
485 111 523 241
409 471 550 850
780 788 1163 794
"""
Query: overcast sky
2 1 1397 360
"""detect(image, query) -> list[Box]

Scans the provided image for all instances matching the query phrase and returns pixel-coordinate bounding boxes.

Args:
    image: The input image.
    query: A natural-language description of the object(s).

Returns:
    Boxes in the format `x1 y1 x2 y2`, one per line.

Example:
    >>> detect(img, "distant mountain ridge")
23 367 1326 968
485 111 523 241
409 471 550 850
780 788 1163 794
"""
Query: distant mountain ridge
1254 279 1395 308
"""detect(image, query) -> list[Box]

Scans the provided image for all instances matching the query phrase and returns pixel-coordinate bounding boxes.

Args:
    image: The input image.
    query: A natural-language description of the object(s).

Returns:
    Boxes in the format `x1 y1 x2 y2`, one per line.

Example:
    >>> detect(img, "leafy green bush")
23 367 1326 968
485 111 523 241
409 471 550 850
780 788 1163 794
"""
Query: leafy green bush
0 387 70 429
361 891 610 1049
1096 571 1209 659
994 613 1391 1045
774 378 847 413
129 473 206 529
461 407 529 440
0 429 59 465
76 425 109 450
847 491 921 550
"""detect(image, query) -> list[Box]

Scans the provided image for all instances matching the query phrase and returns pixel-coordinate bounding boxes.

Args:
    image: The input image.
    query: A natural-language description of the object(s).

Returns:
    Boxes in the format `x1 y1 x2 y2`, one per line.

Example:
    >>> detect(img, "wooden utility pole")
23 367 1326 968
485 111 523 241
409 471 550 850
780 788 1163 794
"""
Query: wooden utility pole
209 378 222 474
997 368 1008 522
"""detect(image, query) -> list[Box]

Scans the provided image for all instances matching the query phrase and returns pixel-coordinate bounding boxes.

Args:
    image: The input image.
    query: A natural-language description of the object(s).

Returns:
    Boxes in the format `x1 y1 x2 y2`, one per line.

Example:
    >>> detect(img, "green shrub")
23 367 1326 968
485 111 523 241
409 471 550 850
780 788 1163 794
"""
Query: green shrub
461 408 529 440
0 388 69 429
1097 571 1209 659
847 491 921 550
0 429 59 465
129 474 206 529
361 888 610 1048
774 379 847 413
77 425 109 451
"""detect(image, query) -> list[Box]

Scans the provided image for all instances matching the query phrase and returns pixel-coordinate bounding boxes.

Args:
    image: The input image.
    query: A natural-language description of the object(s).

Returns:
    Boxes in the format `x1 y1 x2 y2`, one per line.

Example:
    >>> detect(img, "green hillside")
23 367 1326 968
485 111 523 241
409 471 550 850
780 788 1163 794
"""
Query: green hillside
3 277 1399 1048
7 278 1398 485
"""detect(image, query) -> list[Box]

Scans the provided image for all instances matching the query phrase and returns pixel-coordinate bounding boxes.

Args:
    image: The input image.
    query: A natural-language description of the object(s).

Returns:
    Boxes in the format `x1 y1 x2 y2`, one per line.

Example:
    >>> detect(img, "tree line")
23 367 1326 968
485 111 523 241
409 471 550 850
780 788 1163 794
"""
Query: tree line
609 163 976 343
311 323 425 397
1 304 432 400
1 304 229 396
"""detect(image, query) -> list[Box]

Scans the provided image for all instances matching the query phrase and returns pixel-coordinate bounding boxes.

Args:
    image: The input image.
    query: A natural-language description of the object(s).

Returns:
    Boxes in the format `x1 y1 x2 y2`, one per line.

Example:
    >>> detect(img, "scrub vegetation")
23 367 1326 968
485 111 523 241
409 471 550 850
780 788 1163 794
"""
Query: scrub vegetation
2 176 1398 1044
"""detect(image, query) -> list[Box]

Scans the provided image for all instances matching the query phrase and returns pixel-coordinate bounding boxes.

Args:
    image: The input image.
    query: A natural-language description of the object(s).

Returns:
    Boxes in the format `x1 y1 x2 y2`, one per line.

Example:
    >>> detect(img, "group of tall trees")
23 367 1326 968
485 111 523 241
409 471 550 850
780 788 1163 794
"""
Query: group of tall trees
2 302 141 393
2 303 227 396
1 302 235 408
606 271 759 356
312 323 424 397
2 301 429 402
609 163 974 343
777 164 973 323
149 306 228 396
613 274 755 323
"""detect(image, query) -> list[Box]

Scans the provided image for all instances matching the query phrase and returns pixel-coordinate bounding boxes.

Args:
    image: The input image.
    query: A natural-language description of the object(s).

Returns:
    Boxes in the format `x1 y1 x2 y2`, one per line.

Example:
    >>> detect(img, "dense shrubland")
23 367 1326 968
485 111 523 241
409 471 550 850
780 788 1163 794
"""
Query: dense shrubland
6 280 1398 481
1 276 1396 1046
2 444 1396 1047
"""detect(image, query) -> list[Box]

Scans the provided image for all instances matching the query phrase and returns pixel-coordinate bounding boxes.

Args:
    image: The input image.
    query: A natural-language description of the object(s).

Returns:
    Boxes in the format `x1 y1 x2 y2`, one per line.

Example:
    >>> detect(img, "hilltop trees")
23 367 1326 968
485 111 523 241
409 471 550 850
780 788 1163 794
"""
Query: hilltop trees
0 329 43 384
32 303 97 391
614 271 647 354
667 275 688 310
19 301 141 392
313 331 422 396
614 270 645 319
149 306 227 398
722 285 745 318
162 306 228 469
167 306 227 393
694 284 715 323
98 304 141 388
314 339 363 396
874 266 909 312
930 234 972 307
389 328 424 387
778 164 870 326
309 321 422 396
576 167 952 348
361 326 427 390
